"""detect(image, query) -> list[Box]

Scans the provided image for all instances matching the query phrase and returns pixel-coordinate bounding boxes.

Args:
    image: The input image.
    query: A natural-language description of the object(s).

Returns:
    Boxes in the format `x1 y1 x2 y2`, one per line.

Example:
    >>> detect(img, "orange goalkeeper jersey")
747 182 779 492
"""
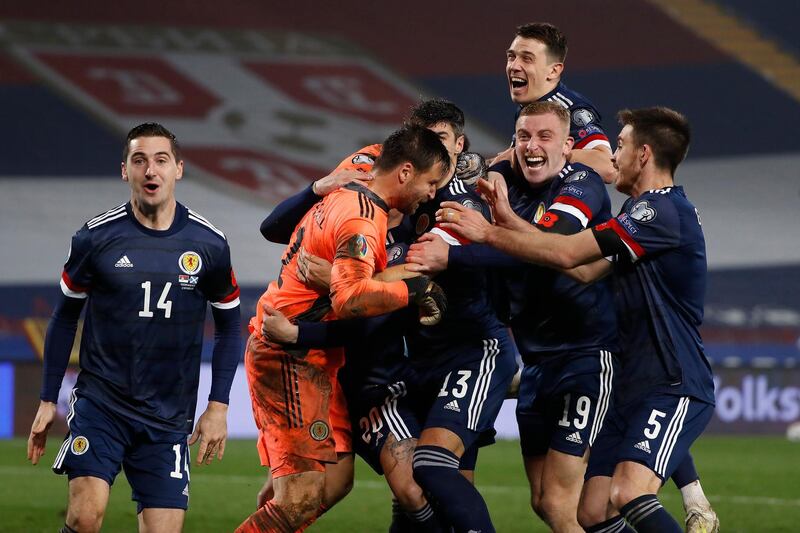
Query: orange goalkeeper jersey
253 182 409 371
333 144 382 173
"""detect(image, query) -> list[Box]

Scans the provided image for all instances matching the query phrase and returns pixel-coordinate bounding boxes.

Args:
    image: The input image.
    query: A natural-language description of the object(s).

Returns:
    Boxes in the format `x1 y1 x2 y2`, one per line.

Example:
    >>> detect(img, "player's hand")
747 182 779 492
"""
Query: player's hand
436 201 493 244
313 169 373 196
256 473 275 509
297 248 332 290
489 146 514 167
406 233 449 274
261 304 299 345
455 152 488 186
28 400 57 465
189 400 228 466
417 281 447 326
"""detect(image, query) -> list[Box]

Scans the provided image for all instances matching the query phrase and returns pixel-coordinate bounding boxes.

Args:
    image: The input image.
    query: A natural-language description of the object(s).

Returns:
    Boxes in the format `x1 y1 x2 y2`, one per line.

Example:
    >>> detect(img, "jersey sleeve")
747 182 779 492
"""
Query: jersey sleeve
203 242 241 309
429 180 491 246
592 193 681 261
540 169 606 235
570 107 611 151
60 226 94 299
329 216 408 318
333 144 382 173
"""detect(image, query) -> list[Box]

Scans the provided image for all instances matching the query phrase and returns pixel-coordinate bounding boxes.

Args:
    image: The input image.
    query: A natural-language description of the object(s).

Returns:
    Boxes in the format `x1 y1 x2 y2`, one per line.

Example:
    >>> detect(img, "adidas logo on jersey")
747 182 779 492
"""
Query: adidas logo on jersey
444 400 461 413
634 440 652 454
115 255 133 268
566 432 583 444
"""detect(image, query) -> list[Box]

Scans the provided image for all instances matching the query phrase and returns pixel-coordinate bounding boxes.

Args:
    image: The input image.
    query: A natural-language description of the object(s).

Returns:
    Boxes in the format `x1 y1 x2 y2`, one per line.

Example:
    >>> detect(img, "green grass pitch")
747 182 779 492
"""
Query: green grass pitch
1 436 797 532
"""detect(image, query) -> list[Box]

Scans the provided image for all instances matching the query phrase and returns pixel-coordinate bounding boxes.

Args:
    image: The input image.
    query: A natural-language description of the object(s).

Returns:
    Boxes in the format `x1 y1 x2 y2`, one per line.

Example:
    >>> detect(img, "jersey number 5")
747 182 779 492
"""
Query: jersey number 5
139 281 173 319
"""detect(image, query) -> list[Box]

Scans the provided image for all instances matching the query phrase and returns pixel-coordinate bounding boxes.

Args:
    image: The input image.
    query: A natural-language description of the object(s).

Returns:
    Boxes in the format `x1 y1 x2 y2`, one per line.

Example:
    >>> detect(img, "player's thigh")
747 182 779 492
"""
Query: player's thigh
615 394 714 482
540 447 590 498
352 380 422 475
138 508 185 533
123 430 191 514
272 470 327 509
578 475 614 525
67 476 111 529
523 454 546 504
323 452 354 508
380 434 425 507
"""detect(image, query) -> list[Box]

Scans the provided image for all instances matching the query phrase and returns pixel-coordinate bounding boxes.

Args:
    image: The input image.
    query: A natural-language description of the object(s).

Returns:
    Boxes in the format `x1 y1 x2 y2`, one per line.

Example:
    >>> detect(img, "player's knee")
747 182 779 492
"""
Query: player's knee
538 490 573 525
577 500 607 529
67 509 104 533
274 482 324 527
609 477 641 511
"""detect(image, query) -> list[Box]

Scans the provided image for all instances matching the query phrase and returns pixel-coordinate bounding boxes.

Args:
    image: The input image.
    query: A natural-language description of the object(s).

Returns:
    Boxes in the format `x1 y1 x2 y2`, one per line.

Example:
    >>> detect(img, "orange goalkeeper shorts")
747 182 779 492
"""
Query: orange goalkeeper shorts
245 334 350 478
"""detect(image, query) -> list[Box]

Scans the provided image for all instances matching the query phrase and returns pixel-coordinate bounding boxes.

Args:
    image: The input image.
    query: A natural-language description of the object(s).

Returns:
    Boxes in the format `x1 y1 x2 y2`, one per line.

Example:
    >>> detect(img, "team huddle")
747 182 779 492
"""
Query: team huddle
27 22 719 533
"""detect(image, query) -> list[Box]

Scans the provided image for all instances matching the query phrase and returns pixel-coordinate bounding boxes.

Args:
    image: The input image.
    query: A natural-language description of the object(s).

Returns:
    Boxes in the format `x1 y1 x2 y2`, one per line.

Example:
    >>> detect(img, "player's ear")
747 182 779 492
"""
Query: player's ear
564 135 575 154
121 162 128 182
176 160 184 181
397 161 414 184
640 144 651 167
455 135 465 155
548 62 564 81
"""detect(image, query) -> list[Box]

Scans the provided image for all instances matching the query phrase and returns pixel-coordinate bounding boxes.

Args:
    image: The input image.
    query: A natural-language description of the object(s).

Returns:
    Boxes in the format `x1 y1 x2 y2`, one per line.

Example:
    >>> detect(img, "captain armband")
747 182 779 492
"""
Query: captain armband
591 223 628 257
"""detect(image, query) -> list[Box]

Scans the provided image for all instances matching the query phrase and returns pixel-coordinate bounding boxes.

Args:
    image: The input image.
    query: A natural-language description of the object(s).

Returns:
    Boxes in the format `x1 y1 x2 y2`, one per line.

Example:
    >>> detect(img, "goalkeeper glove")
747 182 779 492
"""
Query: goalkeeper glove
455 152 488 186
403 276 447 326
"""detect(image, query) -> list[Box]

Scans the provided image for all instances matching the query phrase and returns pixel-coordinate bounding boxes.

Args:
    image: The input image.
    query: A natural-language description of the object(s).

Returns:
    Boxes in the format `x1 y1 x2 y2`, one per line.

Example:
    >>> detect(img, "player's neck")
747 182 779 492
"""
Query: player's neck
524 80 559 104
366 176 394 208
631 168 674 198
130 198 178 230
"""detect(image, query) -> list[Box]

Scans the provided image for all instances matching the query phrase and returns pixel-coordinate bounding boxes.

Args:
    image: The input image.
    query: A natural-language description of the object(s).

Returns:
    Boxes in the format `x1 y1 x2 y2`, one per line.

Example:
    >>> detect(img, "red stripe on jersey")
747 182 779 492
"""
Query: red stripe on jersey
433 223 471 245
61 270 89 293
573 133 608 149
607 218 645 258
553 195 593 220
219 286 241 304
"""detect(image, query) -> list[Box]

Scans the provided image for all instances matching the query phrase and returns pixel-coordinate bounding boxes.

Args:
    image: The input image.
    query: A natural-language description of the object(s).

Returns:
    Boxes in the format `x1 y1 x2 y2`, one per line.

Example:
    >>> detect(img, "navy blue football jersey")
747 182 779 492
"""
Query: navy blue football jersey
405 176 505 364
513 81 610 151
60 202 240 433
491 161 618 363
593 186 714 404
338 217 417 392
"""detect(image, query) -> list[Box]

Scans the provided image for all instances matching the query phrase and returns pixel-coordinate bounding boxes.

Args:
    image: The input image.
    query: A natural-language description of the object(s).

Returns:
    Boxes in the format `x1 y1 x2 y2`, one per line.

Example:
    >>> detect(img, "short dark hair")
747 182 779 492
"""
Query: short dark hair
617 107 691 175
123 122 181 162
407 98 465 139
516 22 568 63
374 124 452 176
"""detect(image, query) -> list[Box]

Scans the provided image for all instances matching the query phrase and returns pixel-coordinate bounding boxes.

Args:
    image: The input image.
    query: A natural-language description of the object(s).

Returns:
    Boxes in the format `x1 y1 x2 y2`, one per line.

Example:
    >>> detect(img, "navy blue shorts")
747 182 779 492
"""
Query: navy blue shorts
586 393 714 481
416 331 517 451
52 392 190 512
349 380 425 475
516 350 617 457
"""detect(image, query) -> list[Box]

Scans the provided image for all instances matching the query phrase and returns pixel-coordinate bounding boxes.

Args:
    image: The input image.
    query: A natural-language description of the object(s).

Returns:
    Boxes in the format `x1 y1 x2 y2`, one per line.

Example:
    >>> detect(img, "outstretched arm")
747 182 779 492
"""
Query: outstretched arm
436 200 605 272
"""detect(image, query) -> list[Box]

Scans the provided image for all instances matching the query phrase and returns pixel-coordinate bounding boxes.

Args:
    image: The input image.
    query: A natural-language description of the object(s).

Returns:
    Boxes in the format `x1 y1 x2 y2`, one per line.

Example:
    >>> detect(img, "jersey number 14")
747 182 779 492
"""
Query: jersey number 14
139 281 173 318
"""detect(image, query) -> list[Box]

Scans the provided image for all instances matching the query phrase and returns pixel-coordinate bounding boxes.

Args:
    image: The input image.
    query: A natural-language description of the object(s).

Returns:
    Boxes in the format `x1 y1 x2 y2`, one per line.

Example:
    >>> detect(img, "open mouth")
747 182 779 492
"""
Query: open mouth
510 76 527 90
525 155 546 169
144 183 160 193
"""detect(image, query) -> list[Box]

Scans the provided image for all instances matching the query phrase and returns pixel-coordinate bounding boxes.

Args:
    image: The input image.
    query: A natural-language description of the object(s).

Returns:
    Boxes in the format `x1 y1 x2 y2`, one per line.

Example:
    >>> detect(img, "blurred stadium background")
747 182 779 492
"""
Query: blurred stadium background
1 0 799 530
